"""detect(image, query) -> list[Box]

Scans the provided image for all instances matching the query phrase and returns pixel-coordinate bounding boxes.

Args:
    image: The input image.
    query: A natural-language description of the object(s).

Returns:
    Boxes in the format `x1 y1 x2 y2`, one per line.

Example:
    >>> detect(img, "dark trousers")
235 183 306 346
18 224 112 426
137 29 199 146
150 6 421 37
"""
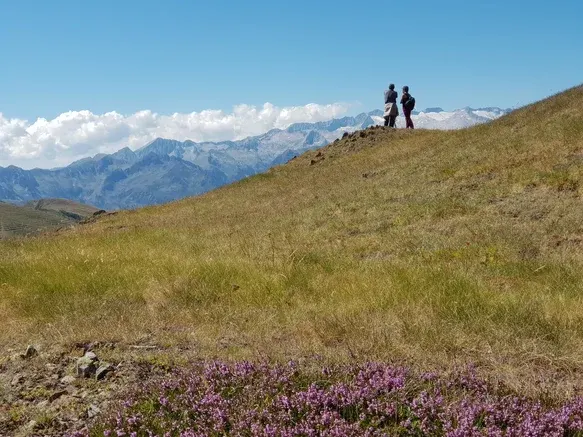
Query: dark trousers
384 115 396 128
403 108 414 129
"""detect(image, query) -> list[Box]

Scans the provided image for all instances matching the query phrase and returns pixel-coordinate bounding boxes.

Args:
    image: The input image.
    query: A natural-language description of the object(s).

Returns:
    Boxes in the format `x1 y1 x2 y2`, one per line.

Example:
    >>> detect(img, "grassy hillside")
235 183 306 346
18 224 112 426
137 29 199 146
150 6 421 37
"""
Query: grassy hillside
1 86 583 397
0 198 99 238
25 198 101 219
0 201 73 238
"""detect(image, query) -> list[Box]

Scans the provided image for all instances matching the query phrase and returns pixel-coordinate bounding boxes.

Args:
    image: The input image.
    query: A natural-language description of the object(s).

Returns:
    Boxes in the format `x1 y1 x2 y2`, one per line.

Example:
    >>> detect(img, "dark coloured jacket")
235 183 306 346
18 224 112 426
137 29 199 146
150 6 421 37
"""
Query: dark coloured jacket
401 92 411 106
384 89 398 104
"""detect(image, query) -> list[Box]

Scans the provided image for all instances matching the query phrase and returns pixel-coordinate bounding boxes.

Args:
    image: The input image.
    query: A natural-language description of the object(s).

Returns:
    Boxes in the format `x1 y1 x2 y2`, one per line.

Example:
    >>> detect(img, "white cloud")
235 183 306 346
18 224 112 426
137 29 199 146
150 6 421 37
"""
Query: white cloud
0 102 349 169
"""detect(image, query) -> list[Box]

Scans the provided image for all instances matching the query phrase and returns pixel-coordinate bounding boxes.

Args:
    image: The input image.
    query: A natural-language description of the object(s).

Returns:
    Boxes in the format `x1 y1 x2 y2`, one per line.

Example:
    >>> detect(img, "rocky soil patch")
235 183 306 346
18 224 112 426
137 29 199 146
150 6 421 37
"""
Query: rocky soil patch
0 342 173 436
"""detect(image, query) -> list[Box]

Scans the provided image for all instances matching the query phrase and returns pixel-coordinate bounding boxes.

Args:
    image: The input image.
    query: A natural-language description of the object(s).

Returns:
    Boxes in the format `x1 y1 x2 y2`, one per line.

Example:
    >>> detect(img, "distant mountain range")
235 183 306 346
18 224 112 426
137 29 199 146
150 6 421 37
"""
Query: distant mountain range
0 107 509 210
370 107 510 129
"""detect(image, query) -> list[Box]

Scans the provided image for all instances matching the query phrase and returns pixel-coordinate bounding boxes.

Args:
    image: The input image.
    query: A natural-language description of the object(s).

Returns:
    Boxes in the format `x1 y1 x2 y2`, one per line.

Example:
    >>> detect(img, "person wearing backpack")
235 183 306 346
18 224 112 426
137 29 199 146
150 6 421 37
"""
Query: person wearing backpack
383 84 399 128
400 85 415 129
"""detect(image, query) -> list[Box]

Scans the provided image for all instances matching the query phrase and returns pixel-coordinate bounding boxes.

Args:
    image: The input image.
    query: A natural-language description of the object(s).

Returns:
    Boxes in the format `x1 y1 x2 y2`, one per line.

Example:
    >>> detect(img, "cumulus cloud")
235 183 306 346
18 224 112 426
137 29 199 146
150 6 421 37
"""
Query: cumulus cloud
0 102 349 169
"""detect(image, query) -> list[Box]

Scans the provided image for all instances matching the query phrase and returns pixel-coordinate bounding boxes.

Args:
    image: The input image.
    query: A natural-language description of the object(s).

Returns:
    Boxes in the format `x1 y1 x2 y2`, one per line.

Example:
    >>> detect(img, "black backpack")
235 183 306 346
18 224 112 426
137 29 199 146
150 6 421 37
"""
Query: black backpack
405 95 416 111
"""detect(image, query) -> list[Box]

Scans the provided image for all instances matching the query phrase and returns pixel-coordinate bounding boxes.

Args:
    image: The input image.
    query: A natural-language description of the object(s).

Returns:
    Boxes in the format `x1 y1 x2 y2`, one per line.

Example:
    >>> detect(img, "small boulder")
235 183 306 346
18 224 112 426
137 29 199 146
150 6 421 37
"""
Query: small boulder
87 404 101 419
60 375 76 385
95 363 114 381
20 345 38 359
77 361 96 378
84 351 98 362
76 352 99 378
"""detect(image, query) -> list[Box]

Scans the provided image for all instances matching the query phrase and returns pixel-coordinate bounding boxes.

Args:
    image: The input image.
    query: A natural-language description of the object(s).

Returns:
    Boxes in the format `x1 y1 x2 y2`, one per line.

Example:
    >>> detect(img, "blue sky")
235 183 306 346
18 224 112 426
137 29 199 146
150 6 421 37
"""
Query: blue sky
2 0 582 119
1 0 582 168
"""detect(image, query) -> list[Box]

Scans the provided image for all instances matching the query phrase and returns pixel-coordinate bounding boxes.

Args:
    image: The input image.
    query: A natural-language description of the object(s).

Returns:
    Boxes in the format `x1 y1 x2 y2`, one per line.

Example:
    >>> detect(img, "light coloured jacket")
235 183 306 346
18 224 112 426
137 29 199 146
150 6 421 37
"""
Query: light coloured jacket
384 89 399 117
384 102 398 117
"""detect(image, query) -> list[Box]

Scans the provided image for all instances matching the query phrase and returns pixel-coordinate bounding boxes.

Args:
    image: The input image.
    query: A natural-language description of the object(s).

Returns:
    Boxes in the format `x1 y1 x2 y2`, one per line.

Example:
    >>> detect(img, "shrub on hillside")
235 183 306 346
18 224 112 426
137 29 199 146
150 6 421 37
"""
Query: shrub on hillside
73 361 583 436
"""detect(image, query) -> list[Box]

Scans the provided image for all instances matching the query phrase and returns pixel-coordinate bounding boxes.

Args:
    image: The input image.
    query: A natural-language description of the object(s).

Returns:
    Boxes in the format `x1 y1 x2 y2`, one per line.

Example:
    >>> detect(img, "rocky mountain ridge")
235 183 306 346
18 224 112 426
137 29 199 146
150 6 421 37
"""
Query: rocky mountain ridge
0 107 509 209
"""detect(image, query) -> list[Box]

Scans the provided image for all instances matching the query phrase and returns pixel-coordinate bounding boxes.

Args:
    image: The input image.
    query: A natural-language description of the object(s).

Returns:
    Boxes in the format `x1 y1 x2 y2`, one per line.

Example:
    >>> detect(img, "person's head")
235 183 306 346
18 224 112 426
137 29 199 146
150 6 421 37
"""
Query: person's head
389 84 395 90
402 85 409 93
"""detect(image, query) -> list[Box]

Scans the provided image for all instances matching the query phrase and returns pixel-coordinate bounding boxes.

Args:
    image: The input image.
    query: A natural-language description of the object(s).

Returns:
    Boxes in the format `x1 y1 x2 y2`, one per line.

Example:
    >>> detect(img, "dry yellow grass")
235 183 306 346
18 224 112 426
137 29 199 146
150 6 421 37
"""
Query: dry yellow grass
2 85 583 398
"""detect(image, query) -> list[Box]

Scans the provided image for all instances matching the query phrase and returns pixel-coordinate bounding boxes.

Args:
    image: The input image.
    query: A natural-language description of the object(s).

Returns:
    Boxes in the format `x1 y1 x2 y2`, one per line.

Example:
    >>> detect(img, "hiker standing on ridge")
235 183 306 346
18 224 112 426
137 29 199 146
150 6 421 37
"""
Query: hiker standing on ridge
401 86 415 129
383 84 398 128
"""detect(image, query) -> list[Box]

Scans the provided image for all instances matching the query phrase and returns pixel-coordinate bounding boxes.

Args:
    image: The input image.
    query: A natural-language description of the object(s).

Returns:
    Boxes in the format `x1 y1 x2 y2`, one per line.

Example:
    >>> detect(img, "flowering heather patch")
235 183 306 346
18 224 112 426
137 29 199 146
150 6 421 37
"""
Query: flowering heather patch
77 361 583 437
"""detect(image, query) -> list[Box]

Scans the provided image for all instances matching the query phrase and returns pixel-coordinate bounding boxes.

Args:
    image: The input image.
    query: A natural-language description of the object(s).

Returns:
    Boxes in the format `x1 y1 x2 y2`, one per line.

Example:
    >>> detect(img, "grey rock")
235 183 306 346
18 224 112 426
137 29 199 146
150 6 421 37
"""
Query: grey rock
87 404 101 419
20 345 38 359
76 353 99 378
60 375 76 385
96 363 114 381
77 361 97 378
84 351 98 362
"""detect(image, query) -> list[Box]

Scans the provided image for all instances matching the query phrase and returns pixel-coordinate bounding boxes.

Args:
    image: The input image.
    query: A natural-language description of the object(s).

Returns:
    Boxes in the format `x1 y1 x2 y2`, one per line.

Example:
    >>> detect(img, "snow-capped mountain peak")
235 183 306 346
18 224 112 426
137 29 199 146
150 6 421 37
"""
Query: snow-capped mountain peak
1 106 509 210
